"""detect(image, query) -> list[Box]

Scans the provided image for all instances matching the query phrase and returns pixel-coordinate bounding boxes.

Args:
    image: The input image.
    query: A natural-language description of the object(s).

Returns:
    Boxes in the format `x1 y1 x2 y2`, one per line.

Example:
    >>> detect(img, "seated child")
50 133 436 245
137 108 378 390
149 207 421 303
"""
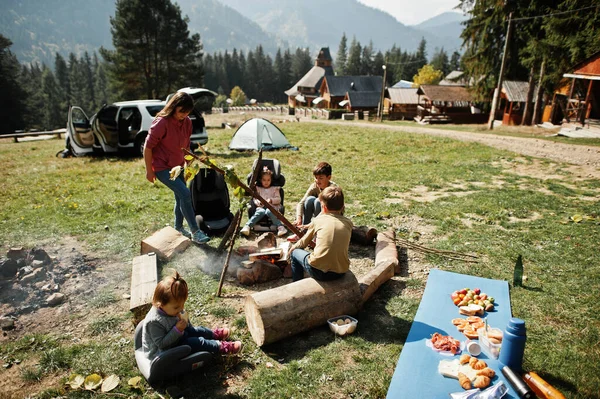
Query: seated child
141 271 242 361
288 186 353 282
240 167 287 237
294 162 337 227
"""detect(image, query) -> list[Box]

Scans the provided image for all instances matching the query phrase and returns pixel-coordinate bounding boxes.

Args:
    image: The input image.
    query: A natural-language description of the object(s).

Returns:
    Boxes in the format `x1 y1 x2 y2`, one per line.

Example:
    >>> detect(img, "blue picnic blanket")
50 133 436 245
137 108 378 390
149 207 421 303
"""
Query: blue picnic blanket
386 269 519 398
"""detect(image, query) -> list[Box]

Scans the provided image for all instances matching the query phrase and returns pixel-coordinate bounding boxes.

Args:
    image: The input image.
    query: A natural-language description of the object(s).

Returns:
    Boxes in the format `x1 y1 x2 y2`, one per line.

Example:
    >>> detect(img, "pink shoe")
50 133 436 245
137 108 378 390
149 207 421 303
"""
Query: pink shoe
219 340 243 355
213 327 230 340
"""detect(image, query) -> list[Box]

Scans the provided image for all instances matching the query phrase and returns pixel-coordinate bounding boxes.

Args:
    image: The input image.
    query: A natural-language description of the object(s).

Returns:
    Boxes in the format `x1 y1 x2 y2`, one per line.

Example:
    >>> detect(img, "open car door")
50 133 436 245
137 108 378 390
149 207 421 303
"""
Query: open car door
67 106 94 156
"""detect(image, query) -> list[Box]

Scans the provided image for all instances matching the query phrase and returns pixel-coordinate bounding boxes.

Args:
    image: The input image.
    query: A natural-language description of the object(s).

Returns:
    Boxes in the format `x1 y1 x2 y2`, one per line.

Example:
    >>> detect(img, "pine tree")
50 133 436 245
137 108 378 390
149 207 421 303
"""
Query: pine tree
291 47 312 82
100 0 203 99
431 48 450 76
335 33 348 75
346 37 362 75
41 66 64 129
449 51 461 71
0 35 26 133
54 52 70 117
360 41 374 75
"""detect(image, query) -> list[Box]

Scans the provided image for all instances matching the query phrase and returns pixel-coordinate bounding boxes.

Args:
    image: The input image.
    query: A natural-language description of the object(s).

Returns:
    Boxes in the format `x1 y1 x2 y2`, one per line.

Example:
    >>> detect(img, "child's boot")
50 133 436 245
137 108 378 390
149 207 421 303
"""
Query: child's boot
213 327 230 340
277 225 287 237
219 340 243 355
240 224 251 237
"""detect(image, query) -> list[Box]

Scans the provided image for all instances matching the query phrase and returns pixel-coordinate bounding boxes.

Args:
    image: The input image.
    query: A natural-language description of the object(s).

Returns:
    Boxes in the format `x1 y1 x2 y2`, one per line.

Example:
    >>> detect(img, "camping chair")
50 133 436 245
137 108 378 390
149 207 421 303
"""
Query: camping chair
246 158 286 232
190 168 234 236
133 322 212 387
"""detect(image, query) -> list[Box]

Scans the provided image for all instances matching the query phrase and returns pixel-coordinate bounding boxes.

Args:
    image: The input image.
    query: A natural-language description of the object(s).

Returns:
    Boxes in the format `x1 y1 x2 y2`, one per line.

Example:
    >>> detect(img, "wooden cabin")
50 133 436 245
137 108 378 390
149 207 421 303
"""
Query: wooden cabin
385 88 421 120
499 81 536 126
547 51 600 126
415 85 488 124
285 48 334 108
319 75 383 110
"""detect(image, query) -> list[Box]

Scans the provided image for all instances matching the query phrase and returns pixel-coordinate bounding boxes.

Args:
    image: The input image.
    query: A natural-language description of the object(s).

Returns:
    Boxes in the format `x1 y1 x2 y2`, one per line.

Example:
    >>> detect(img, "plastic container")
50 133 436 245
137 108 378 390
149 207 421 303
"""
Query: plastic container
499 318 526 371
327 315 358 336
466 340 481 356
477 327 503 359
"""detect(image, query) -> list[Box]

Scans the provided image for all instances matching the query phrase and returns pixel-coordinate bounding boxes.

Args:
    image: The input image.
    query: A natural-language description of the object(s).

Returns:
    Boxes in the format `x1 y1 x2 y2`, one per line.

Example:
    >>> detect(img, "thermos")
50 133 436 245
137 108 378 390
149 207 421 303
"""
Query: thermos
502 366 535 399
499 317 527 371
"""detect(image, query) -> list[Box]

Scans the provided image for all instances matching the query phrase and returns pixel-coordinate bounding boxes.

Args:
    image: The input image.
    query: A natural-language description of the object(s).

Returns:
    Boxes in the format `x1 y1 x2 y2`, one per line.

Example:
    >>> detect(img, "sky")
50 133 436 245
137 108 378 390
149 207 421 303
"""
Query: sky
357 0 461 26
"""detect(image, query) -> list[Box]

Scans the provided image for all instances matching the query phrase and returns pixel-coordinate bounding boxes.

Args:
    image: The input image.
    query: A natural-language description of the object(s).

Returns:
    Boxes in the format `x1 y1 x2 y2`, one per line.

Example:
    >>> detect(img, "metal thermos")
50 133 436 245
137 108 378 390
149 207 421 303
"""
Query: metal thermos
502 366 535 399
499 317 527 371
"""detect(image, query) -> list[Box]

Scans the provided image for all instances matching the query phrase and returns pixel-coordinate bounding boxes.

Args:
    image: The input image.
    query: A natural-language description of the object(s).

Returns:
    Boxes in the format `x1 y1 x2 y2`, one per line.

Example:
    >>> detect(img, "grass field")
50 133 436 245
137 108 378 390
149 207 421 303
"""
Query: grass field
0 121 599 398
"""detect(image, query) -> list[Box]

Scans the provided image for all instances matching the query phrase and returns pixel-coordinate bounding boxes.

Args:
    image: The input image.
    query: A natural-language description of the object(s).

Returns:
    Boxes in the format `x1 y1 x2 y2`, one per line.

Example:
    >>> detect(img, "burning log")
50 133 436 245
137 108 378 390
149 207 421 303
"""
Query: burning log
245 272 362 346
236 259 283 285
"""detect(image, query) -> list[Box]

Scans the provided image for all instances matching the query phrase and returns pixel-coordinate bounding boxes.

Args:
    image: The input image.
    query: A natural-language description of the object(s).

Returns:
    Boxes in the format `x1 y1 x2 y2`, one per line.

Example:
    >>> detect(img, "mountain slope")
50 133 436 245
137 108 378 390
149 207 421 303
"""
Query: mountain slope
0 0 279 65
219 0 462 56
413 11 467 51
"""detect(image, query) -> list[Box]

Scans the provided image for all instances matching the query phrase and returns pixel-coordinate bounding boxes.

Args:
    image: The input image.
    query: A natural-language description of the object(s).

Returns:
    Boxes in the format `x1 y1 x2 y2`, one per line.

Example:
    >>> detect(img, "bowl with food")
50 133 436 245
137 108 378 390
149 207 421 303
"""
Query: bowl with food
327 315 358 336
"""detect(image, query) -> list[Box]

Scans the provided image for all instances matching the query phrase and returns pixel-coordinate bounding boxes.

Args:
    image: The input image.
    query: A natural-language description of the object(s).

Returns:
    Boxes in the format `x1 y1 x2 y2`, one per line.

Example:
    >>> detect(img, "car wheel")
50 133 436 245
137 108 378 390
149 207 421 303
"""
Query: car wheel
135 134 147 157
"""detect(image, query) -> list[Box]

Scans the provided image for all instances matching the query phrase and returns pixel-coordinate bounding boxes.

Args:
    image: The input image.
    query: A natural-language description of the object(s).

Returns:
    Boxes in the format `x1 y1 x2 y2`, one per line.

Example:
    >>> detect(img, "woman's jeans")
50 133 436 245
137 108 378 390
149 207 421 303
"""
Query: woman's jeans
290 249 345 282
247 207 282 227
303 196 322 224
180 325 220 353
155 170 199 232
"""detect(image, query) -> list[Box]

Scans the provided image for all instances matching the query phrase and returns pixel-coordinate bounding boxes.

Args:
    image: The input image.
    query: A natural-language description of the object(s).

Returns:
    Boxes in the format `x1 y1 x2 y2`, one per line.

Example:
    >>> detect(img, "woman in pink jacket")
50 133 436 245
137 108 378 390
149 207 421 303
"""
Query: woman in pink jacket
143 92 209 244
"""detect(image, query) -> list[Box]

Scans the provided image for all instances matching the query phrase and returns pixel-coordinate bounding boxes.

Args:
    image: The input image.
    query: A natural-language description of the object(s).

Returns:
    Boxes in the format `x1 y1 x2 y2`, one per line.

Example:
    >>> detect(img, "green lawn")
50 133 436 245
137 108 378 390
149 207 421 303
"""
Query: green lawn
0 123 598 398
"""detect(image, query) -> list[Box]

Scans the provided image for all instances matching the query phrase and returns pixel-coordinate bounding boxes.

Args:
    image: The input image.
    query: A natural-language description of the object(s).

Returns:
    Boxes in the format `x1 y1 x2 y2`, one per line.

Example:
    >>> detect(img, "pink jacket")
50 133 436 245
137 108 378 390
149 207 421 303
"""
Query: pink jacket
144 116 191 172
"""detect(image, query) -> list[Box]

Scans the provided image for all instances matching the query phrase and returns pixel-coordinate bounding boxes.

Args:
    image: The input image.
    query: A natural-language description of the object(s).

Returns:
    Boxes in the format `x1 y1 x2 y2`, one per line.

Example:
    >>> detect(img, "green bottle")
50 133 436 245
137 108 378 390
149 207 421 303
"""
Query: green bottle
513 255 523 287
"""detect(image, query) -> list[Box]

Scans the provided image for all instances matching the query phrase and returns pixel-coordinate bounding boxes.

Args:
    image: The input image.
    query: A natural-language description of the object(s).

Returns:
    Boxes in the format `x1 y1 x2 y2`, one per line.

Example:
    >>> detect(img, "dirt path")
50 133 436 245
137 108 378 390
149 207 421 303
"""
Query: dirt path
306 119 600 178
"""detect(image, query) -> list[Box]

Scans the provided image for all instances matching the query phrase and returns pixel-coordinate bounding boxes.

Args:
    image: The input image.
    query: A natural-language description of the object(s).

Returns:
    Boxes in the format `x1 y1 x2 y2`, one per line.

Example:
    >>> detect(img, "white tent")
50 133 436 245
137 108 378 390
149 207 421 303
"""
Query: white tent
229 118 293 151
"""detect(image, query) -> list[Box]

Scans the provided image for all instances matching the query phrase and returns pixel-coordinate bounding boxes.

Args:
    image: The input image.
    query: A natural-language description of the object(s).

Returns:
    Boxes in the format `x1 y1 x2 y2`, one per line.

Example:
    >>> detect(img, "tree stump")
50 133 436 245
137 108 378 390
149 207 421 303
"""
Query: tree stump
245 272 361 346
236 260 283 285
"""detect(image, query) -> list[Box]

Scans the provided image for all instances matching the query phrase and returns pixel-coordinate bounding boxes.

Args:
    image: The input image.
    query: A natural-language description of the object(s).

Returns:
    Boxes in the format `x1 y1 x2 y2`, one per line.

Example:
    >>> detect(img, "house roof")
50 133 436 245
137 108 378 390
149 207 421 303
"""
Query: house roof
316 47 332 62
502 81 536 103
346 91 381 108
324 76 383 97
416 85 474 102
392 80 413 88
570 50 600 77
285 65 334 96
439 71 467 86
387 88 420 105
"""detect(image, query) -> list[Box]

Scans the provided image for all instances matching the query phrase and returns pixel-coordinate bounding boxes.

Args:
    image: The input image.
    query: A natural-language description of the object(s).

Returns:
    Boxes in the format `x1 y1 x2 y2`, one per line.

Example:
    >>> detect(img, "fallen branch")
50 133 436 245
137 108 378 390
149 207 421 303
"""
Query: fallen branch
217 210 243 297
395 237 479 263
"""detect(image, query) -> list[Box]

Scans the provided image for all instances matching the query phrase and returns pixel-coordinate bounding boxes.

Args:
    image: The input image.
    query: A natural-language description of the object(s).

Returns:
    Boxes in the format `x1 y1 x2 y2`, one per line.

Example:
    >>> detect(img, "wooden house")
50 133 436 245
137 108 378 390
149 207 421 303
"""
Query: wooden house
285 48 334 108
499 81 536 126
547 51 600 126
319 75 383 110
415 85 488 124
385 87 421 120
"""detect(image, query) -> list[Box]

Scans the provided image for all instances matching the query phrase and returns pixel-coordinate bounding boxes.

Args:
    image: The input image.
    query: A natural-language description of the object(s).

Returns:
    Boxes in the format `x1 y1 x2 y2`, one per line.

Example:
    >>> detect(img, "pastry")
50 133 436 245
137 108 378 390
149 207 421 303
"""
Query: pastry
476 367 495 378
458 372 472 390
472 359 487 370
459 354 471 364
473 375 491 389
469 357 478 368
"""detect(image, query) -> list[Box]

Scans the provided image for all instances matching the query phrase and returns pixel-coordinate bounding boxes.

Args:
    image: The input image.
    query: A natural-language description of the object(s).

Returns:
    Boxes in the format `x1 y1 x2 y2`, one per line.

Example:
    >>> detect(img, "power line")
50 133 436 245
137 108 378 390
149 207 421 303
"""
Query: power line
512 5 599 22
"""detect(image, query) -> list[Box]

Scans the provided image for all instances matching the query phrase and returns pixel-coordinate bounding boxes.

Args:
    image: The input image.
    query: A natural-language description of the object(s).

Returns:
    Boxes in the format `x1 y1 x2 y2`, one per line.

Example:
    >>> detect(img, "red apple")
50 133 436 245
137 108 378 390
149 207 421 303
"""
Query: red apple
473 288 481 295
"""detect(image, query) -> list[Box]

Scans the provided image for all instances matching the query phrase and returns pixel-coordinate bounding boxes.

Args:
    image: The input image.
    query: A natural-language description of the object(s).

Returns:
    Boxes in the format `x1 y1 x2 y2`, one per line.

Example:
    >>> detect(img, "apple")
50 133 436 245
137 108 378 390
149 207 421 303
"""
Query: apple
480 294 488 301
451 292 459 299
473 288 481 295
460 289 468 295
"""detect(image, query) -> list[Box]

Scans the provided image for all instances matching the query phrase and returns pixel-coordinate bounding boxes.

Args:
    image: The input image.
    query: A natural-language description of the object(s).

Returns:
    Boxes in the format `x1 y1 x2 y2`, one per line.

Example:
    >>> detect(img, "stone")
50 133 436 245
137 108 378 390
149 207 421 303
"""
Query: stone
7 247 26 261
257 232 277 250
31 260 45 268
47 293 65 306
28 248 51 265
0 258 18 279
0 317 15 331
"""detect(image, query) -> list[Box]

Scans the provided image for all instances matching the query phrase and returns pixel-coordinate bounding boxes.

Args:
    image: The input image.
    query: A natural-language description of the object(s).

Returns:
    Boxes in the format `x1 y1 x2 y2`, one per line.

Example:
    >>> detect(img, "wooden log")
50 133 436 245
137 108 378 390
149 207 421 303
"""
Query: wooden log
375 229 399 275
358 263 395 305
130 252 158 323
245 272 361 346
140 226 190 261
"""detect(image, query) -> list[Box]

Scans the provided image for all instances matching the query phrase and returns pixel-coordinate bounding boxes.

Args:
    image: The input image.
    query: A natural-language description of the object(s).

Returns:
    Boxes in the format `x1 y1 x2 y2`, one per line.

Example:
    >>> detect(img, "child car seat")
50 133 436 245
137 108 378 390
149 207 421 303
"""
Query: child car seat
190 168 234 236
133 322 212 386
246 158 286 232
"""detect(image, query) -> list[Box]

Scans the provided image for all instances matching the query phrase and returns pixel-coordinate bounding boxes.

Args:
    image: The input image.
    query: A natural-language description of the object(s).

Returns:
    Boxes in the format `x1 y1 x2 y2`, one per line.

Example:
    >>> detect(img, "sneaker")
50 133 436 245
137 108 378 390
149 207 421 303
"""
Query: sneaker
219 340 243 355
277 225 287 237
240 225 251 237
191 229 210 244
175 226 192 238
213 327 230 340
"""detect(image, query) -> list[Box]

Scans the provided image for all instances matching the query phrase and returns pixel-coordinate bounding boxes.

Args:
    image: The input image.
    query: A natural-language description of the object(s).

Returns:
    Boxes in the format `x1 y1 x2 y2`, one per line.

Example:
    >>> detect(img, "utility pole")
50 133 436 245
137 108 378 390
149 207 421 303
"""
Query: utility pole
488 12 514 130
378 65 387 121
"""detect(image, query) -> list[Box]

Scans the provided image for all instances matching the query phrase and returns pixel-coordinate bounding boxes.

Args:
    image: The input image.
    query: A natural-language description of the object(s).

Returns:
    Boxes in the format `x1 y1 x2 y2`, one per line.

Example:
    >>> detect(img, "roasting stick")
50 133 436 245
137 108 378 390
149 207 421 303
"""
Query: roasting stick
216 210 242 297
